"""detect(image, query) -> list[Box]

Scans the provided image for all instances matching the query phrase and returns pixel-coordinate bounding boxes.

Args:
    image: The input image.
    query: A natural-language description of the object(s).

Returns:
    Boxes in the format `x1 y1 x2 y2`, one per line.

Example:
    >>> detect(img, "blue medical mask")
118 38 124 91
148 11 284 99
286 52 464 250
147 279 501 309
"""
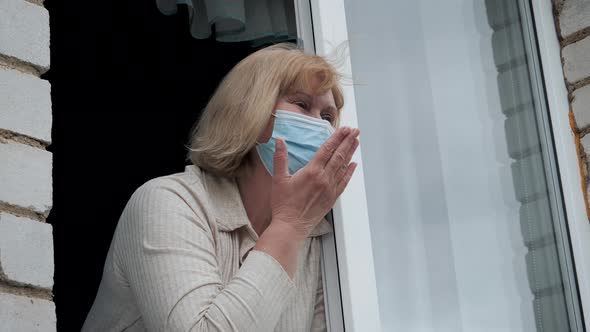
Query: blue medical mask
256 110 335 176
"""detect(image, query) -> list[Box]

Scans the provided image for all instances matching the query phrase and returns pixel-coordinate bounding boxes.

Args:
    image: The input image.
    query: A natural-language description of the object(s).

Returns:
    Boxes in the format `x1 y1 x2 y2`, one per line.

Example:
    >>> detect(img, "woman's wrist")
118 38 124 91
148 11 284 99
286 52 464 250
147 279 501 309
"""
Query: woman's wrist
253 219 307 278
269 217 309 242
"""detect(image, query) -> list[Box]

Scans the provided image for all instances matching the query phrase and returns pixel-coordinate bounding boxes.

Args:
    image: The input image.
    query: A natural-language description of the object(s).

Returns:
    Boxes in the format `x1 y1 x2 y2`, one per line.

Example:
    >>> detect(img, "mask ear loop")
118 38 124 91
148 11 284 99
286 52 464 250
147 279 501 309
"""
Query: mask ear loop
255 112 278 145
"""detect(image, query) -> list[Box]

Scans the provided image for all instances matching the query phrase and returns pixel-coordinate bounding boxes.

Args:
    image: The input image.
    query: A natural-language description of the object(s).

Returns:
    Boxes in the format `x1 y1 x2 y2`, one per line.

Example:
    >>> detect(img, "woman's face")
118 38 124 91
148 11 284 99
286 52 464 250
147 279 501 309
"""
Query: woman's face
258 80 338 144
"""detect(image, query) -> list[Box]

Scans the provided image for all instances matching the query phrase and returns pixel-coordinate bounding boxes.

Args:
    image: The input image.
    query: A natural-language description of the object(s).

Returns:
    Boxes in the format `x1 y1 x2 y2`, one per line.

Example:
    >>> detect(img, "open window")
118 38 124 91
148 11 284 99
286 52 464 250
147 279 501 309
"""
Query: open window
310 0 587 330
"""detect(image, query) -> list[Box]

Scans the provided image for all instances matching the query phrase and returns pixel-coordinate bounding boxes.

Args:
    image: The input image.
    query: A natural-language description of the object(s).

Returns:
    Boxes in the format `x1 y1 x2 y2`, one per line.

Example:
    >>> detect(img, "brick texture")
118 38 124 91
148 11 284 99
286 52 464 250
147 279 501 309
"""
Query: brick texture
0 0 55 330
555 1 590 223
580 132 590 157
0 293 56 332
0 213 54 289
559 0 590 38
562 36 590 83
0 67 52 143
0 0 50 72
572 84 590 130
0 142 52 215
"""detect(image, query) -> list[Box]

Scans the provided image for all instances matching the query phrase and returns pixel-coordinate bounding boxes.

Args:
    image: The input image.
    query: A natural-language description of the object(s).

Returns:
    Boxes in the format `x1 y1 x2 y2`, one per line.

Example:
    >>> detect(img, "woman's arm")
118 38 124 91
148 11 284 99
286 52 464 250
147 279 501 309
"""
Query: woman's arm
117 127 357 332
116 180 295 332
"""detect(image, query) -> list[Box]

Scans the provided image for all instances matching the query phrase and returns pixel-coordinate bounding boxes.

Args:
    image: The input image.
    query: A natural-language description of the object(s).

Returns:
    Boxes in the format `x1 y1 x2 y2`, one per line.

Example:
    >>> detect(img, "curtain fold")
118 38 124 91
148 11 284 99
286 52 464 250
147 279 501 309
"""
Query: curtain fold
156 0 297 47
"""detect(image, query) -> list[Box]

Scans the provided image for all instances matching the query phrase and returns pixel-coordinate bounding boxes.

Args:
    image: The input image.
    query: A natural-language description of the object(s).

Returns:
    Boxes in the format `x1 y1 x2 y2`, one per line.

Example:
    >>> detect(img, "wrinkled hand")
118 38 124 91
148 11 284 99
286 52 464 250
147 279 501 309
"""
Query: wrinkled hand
270 127 360 238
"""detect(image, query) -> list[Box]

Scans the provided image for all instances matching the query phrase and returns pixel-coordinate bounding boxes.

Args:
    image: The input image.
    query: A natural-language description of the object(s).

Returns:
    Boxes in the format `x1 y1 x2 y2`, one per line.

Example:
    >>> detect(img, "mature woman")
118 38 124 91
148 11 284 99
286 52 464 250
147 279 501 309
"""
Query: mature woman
82 43 360 332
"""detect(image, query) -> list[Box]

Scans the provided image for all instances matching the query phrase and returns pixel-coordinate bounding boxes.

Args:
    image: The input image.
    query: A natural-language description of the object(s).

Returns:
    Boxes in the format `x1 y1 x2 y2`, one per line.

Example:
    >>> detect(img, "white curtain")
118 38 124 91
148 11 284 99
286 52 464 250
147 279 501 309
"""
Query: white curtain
156 0 297 47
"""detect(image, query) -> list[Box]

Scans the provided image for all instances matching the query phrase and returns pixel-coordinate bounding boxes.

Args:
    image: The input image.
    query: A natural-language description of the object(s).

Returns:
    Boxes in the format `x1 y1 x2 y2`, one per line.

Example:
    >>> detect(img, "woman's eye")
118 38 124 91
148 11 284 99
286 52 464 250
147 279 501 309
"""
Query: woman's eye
293 101 308 109
321 114 334 124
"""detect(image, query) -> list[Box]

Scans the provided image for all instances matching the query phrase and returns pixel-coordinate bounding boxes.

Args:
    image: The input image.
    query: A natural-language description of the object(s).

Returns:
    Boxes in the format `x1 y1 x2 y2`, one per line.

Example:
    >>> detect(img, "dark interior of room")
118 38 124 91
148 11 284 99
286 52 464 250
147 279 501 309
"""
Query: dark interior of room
43 2 259 330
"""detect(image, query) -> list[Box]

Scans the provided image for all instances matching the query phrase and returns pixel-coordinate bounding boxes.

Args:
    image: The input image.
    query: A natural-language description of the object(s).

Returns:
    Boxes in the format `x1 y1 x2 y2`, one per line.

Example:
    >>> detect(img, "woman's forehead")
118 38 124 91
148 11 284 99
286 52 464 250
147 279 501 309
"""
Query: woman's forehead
286 71 334 94
291 90 336 105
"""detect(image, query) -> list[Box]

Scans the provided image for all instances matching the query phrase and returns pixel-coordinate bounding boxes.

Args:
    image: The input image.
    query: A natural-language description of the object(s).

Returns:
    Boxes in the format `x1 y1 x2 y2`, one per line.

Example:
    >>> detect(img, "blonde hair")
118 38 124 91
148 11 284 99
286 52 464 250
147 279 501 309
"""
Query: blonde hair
187 42 344 178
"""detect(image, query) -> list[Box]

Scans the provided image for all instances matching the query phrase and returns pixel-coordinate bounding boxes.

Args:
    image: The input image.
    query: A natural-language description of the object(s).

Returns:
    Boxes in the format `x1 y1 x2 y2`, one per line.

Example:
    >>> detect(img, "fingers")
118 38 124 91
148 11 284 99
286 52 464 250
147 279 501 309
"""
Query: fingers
273 138 290 178
312 127 352 168
325 128 360 178
336 162 358 195
334 134 359 182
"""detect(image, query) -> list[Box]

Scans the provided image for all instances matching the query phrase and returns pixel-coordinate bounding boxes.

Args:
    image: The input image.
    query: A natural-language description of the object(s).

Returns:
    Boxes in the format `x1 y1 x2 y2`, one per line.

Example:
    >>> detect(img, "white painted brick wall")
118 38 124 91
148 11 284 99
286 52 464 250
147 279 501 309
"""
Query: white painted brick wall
554 0 564 10
562 36 590 83
0 0 50 72
572 84 590 129
0 213 53 289
0 142 52 214
581 132 590 157
0 0 55 330
0 293 56 332
0 68 52 143
559 0 590 38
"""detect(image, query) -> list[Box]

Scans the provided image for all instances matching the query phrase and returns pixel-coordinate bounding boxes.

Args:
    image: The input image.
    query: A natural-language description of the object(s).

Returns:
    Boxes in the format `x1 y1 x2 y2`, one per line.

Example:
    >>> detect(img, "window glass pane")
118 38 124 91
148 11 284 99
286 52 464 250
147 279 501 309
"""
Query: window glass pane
342 0 580 330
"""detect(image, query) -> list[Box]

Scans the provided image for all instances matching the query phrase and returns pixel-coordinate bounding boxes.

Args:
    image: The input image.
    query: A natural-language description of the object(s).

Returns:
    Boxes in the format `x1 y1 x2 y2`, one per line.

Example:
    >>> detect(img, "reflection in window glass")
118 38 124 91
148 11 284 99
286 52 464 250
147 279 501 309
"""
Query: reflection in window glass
342 0 580 330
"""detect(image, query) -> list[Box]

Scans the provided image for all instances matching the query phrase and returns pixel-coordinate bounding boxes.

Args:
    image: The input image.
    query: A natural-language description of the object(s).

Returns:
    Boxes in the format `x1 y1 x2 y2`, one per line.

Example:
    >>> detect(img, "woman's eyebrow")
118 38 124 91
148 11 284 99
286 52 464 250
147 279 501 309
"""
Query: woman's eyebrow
293 91 313 99
293 91 336 112
323 105 338 113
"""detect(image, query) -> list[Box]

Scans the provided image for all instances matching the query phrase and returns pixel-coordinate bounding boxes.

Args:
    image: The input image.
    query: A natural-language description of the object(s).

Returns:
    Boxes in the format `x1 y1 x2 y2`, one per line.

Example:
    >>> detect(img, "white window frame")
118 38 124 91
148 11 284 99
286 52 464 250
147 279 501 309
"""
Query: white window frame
294 0 382 331
533 0 590 326
293 3 345 331
297 0 590 330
